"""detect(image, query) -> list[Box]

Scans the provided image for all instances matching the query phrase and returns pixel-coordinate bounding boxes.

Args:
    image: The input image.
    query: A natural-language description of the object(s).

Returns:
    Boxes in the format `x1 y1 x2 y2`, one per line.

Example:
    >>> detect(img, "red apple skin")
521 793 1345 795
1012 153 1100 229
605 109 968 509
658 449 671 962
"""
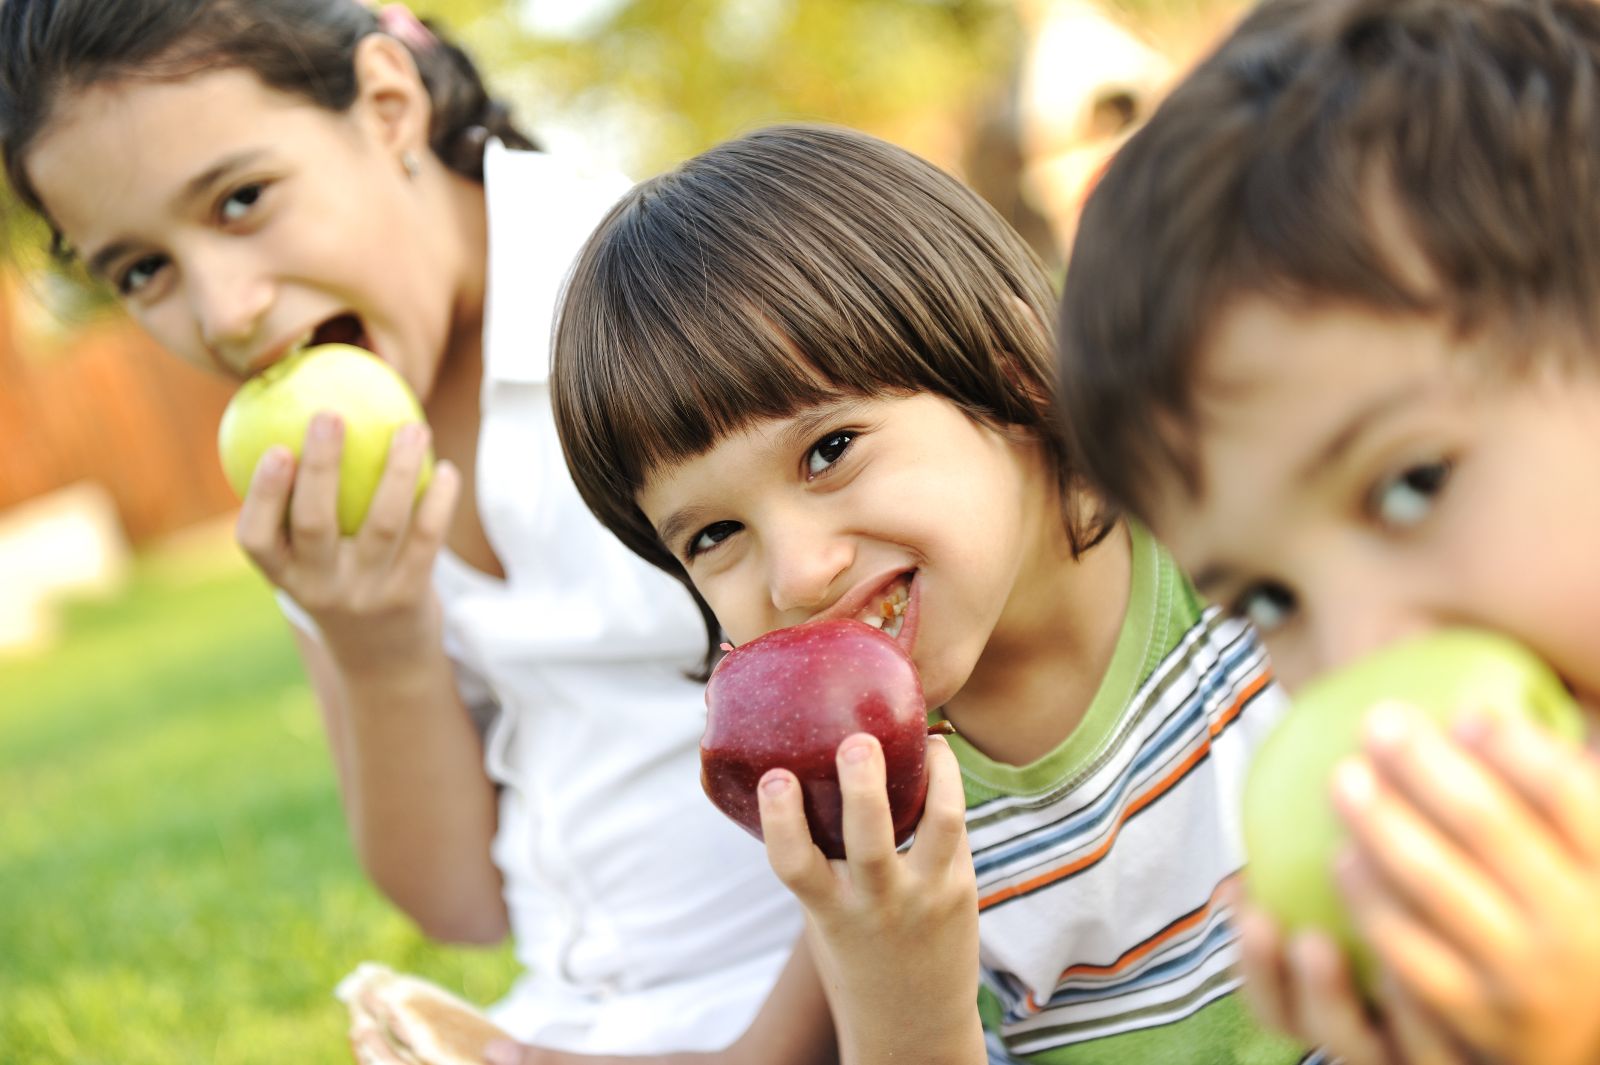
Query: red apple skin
701 618 930 860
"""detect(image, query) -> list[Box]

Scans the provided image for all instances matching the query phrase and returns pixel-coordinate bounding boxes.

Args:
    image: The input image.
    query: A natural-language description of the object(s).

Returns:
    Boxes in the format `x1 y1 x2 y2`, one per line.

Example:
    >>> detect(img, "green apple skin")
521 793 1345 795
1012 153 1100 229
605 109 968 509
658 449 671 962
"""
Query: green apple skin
216 344 434 537
1243 628 1584 987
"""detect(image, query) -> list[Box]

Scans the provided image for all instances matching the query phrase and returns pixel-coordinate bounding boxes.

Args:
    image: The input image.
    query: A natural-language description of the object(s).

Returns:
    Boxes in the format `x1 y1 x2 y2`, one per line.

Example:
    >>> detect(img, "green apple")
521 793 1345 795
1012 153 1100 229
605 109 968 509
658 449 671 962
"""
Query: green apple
1243 628 1584 987
216 344 434 536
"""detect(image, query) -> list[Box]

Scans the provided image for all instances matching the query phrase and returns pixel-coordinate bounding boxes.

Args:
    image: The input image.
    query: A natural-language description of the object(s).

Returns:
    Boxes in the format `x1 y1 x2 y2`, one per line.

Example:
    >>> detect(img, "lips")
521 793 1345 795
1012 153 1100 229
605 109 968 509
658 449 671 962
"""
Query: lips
246 313 376 379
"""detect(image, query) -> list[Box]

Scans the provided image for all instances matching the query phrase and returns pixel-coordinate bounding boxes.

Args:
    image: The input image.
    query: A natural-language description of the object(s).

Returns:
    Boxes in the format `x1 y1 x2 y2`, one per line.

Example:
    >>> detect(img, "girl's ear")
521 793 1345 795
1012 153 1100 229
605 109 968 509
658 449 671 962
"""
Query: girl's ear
350 33 432 170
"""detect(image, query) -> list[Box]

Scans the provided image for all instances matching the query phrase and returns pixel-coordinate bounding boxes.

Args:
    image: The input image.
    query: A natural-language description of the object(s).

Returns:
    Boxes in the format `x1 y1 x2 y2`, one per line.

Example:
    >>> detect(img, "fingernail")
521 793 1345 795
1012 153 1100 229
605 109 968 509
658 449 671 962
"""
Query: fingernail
1332 758 1376 809
313 412 342 439
400 422 428 449
839 735 876 764
482 1040 522 1065
262 447 290 474
1364 703 1412 752
1452 712 1494 745
760 771 791 797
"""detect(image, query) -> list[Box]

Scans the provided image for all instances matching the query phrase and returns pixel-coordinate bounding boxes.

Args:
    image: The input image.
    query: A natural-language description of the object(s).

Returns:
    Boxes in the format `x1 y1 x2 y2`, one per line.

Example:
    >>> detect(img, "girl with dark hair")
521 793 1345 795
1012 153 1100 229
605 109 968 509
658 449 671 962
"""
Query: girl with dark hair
0 2 824 1060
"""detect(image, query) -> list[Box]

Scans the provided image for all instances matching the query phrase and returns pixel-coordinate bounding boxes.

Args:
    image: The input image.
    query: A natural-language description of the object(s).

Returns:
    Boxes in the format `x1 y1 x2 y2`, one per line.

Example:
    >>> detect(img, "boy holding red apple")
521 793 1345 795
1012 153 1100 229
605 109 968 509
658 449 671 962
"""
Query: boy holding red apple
550 123 1307 1065
1055 1 1600 1062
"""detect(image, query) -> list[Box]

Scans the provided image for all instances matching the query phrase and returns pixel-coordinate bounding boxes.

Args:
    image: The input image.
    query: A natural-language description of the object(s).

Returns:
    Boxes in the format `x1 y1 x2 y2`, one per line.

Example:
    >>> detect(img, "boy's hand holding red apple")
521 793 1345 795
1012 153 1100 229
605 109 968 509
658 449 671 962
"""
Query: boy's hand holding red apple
702 618 985 1065
1236 630 1600 1065
758 731 985 1065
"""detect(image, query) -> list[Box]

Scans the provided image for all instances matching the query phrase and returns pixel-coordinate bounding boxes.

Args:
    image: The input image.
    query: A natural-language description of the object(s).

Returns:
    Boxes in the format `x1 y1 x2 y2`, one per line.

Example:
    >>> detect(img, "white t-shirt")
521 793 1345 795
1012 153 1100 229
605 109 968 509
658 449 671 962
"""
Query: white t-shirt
291 141 802 1052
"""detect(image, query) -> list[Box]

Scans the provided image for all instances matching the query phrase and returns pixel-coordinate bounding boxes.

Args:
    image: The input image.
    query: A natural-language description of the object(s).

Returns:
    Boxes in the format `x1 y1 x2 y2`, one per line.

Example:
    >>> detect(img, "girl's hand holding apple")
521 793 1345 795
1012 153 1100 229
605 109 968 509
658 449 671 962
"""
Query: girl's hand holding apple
221 346 462 672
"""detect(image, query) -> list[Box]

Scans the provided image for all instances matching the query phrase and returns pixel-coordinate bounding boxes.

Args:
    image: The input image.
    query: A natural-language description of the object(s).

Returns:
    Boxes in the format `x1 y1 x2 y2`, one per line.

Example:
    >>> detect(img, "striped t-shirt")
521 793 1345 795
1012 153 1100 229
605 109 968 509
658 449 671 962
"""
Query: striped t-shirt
946 523 1320 1065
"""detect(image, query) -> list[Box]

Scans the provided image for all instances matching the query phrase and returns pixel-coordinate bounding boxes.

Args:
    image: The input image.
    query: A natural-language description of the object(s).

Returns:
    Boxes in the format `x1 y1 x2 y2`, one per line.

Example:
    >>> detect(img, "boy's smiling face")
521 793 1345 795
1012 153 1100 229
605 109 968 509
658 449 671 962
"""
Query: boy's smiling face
637 393 1064 710
1145 293 1600 711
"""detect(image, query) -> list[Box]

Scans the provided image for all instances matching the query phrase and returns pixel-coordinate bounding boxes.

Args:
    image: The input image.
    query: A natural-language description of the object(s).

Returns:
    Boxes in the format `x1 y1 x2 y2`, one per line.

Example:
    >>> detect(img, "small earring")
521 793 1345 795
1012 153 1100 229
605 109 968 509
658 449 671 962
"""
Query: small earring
402 152 421 178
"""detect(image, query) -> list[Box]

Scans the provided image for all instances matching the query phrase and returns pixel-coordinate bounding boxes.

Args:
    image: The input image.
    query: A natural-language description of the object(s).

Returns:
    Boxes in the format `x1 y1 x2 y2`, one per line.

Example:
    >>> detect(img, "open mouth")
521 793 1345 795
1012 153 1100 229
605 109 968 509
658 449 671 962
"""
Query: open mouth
302 312 371 354
858 574 911 639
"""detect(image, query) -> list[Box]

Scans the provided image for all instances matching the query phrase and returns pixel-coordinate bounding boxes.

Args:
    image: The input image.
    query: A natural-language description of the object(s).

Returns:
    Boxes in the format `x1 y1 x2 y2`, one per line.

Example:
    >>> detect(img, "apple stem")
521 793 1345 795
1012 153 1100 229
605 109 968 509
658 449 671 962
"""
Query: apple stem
927 722 957 737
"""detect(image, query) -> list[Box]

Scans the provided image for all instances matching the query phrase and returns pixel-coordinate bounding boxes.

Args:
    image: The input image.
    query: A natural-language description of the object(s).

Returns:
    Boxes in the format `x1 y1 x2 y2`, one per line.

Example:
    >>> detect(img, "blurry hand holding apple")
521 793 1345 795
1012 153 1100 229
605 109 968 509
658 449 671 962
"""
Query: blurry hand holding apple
1242 628 1584 988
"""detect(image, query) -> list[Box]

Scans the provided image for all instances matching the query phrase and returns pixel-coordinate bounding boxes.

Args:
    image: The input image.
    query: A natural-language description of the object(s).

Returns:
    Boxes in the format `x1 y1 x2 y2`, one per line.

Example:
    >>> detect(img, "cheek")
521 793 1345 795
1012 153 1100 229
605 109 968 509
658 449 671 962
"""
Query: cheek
133 303 215 376
691 569 767 646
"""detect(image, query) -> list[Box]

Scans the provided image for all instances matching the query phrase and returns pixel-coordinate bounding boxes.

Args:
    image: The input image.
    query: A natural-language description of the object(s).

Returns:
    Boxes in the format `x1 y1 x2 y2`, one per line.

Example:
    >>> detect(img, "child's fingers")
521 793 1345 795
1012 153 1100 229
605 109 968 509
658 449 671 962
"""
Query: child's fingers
351 423 431 573
1379 974 1473 1065
1361 706 1572 910
1234 905 1298 1037
1334 758 1523 968
1284 931 1388 1065
1455 713 1600 865
348 1014 405 1065
234 445 294 578
757 769 833 903
1336 850 1491 1045
836 733 898 894
288 412 346 567
392 461 460 587
908 735 972 876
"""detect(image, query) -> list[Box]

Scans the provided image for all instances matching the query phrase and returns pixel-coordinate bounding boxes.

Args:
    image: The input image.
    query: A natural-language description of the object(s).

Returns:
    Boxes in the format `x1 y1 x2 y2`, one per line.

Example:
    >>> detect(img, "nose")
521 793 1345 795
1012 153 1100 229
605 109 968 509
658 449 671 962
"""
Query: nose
188 255 273 370
766 521 854 618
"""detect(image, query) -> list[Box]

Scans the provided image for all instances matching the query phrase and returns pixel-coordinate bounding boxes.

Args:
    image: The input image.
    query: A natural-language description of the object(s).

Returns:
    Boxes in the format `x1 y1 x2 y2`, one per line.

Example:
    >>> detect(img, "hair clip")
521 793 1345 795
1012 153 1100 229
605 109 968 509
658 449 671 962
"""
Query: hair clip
370 3 439 53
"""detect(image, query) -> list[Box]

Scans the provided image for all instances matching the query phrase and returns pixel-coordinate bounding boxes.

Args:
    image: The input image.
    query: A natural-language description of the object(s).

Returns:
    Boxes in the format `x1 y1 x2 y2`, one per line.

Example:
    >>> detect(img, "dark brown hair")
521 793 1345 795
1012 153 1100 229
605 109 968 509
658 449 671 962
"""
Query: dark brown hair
1057 0 1600 518
0 0 535 236
553 123 1109 665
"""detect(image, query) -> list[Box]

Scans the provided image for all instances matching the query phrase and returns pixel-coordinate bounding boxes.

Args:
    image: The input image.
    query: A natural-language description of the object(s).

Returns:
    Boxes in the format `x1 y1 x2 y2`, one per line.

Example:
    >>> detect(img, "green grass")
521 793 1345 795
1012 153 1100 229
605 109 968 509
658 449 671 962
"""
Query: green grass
0 550 519 1064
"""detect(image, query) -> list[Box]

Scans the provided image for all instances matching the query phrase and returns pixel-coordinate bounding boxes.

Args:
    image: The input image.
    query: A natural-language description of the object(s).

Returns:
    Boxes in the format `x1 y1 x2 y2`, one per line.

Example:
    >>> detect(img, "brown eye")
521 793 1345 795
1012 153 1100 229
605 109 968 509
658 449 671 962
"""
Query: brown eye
1374 459 1452 528
1234 581 1296 634
688 520 741 560
118 254 168 296
805 431 854 478
219 183 265 224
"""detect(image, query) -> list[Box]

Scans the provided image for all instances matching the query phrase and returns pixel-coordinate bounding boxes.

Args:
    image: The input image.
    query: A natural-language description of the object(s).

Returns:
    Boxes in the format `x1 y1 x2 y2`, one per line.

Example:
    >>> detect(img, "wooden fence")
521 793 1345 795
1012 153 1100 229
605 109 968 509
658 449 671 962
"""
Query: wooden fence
0 285 239 547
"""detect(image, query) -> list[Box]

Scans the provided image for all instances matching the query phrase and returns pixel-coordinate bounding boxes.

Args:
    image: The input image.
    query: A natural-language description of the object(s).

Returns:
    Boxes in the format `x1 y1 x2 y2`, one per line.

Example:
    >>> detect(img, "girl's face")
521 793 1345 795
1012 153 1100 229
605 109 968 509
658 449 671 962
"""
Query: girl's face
1145 294 1600 714
24 46 468 398
636 393 1068 709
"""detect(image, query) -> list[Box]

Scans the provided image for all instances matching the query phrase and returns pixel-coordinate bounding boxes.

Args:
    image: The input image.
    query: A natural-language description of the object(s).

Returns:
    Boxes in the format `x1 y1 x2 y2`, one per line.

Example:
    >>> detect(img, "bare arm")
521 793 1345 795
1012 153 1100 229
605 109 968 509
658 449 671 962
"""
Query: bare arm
238 422 506 943
295 626 507 944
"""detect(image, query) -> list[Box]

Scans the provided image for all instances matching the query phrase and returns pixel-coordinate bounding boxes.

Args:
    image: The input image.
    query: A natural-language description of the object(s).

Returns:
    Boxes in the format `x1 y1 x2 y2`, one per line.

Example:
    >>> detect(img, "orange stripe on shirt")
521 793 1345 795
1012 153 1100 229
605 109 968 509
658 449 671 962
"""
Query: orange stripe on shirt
1021 873 1243 1012
977 672 1270 912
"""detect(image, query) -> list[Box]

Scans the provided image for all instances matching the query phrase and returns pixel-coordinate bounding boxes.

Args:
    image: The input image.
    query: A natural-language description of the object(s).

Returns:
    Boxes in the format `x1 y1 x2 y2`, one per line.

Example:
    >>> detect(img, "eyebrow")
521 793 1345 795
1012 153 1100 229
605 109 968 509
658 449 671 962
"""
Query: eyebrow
652 396 871 553
83 149 269 281
1189 380 1434 600
1292 379 1433 489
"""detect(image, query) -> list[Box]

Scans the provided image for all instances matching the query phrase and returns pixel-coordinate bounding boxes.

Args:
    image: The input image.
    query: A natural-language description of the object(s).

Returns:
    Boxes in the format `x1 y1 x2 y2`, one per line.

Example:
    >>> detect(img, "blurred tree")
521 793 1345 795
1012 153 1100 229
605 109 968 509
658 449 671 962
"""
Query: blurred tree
433 0 1023 177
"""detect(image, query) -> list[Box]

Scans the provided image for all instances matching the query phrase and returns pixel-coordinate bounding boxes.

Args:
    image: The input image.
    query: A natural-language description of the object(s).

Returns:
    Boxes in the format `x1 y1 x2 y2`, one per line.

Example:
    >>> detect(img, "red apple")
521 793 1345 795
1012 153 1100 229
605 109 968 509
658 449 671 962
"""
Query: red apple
701 618 931 860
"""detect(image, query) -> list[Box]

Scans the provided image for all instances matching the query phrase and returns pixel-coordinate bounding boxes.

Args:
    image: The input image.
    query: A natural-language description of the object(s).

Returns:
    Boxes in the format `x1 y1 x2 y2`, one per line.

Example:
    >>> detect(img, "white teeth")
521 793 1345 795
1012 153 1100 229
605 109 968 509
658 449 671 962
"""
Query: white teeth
863 615 885 630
